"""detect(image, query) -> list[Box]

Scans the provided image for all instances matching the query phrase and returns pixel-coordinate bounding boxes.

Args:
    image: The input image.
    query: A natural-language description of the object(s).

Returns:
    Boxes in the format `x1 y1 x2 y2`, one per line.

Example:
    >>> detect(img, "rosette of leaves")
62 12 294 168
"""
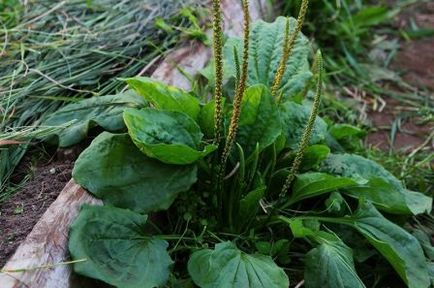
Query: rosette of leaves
68 2 432 288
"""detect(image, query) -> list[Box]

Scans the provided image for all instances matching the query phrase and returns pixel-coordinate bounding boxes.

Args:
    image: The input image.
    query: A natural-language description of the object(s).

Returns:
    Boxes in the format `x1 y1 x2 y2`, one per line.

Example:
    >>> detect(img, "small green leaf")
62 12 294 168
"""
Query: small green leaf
350 201 430 288
289 172 357 204
69 205 172 288
124 108 216 165
325 192 346 214
301 145 331 170
239 185 266 226
126 76 200 120
43 91 146 147
280 101 328 150
320 153 432 215
237 85 282 156
223 17 312 98
329 124 366 140
188 242 289 288
72 132 197 213
198 98 226 139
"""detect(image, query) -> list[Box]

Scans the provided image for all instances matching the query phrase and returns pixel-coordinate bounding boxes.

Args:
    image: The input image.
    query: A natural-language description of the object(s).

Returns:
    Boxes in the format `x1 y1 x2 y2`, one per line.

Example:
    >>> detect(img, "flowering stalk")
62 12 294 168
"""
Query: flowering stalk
219 0 250 180
212 0 224 145
280 50 323 197
271 0 309 99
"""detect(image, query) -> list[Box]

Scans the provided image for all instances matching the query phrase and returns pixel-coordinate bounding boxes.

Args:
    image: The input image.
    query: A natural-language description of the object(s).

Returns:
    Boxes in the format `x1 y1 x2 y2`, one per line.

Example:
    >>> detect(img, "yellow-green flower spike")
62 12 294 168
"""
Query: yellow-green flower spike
219 0 250 179
280 50 323 198
212 0 224 145
271 0 309 98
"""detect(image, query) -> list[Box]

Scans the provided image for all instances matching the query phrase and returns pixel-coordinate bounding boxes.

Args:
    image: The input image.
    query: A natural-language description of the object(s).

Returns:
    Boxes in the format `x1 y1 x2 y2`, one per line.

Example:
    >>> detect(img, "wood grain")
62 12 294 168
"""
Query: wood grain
0 1 266 287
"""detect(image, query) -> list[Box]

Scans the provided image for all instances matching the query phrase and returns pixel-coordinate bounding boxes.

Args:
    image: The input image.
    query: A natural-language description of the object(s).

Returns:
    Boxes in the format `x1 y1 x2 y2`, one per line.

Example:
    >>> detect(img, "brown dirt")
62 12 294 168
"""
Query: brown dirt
365 98 433 151
0 146 83 267
366 2 434 151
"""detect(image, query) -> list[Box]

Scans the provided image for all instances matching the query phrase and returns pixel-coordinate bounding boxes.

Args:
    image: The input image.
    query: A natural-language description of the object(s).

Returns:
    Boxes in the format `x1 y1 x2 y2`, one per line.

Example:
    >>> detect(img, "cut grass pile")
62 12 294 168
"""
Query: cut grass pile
0 0 203 201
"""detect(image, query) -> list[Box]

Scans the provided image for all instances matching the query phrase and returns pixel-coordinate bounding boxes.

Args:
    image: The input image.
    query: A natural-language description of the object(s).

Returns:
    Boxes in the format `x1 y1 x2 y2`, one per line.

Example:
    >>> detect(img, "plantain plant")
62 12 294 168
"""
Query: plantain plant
68 0 432 287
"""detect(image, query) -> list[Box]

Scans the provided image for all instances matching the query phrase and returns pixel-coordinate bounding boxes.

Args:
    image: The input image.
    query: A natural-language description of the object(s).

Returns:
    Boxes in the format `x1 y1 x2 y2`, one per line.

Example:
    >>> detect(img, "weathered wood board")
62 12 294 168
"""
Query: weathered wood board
0 1 266 287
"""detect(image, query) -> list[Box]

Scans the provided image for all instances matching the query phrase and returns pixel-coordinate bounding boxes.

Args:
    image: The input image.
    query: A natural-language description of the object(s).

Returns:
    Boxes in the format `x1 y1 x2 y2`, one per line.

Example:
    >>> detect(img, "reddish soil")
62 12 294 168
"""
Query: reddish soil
0 147 82 267
366 2 434 151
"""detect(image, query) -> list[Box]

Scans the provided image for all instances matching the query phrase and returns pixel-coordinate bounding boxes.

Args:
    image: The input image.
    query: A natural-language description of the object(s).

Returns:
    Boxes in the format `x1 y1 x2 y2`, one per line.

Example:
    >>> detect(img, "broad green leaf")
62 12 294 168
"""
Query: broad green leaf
124 108 216 164
126 76 200 120
320 153 432 215
305 240 366 288
43 91 146 147
301 145 330 170
280 101 328 150
237 85 282 155
223 17 312 99
350 201 430 288
289 172 357 204
188 242 289 288
287 219 365 288
69 205 172 288
72 132 197 213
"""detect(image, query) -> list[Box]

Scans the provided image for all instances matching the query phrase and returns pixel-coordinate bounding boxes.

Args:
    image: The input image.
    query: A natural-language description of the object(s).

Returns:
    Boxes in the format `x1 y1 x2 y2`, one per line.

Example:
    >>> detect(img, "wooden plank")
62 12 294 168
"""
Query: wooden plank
0 181 102 288
0 1 266 287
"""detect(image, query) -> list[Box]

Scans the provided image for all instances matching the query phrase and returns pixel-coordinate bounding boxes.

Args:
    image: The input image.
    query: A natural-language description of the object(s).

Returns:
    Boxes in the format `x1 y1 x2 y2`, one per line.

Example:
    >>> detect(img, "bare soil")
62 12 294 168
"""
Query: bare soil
366 2 434 151
0 146 82 267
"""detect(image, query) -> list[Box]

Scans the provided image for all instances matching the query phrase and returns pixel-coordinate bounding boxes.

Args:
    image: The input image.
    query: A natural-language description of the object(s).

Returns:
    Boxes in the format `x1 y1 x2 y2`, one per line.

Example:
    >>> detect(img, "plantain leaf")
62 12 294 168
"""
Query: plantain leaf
320 153 432 215
43 91 146 147
305 239 366 288
224 17 312 99
329 124 366 140
188 242 289 288
301 145 331 170
69 205 172 288
350 201 430 288
280 101 328 150
72 132 197 213
124 108 216 165
237 85 282 156
286 219 366 288
126 76 200 120
289 172 357 204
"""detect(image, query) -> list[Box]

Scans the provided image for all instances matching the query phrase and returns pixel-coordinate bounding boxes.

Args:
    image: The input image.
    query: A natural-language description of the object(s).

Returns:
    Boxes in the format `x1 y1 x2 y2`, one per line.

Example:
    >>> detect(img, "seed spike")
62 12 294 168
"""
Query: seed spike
271 0 309 98
212 0 224 145
280 50 323 198
218 0 250 182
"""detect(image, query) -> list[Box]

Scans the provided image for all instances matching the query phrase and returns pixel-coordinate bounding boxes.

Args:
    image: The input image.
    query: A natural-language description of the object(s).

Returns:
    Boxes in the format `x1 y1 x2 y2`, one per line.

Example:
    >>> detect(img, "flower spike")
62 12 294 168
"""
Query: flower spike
280 50 323 197
212 0 224 145
271 0 309 99
219 0 250 180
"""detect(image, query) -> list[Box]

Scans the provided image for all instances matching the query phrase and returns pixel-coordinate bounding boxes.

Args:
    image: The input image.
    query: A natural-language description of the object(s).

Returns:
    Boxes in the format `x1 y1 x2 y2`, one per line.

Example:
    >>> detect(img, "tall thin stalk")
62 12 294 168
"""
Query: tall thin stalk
271 0 309 99
219 0 250 180
280 50 323 197
212 0 225 145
